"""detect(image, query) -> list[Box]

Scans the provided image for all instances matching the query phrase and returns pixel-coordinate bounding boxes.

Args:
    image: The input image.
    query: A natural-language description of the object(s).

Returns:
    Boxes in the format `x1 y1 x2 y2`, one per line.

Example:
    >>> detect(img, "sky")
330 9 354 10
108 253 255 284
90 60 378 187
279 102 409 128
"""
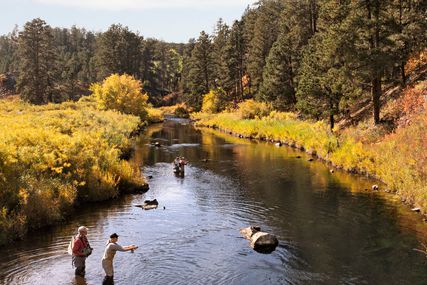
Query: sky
0 0 257 43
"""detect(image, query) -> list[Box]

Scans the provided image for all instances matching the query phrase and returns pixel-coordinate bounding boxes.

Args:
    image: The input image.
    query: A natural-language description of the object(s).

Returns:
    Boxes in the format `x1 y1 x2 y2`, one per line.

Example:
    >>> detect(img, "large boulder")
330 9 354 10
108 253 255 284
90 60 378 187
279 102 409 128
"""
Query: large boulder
240 226 278 253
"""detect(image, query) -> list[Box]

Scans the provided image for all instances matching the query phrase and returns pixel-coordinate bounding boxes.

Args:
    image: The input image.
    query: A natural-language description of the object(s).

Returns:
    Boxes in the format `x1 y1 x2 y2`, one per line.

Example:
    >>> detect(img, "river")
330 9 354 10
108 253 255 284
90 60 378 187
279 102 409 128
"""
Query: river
0 118 426 285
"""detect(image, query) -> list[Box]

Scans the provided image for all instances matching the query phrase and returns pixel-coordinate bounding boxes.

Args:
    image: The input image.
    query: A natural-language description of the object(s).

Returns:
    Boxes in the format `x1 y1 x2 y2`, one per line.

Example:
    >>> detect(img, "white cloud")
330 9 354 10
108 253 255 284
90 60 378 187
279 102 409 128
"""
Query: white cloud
33 0 255 10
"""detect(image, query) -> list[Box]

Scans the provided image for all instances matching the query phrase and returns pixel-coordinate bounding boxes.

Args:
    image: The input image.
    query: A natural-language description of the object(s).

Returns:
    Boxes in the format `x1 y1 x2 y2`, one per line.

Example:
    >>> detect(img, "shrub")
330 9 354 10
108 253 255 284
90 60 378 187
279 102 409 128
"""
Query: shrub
193 93 427 211
201 89 228 114
90 74 149 119
147 107 165 123
159 103 191 118
174 106 190 118
237 99 272 119
0 98 145 244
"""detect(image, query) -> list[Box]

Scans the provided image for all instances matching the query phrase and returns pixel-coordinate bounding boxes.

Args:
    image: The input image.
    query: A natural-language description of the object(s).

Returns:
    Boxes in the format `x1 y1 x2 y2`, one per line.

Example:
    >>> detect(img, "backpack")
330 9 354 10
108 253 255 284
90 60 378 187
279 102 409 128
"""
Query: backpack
67 236 74 255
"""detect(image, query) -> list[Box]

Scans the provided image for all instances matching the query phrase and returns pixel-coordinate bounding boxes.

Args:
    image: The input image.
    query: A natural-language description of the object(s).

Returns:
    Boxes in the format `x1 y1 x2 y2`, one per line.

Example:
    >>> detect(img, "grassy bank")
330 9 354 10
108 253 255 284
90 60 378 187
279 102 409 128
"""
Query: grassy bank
0 97 148 245
191 90 427 214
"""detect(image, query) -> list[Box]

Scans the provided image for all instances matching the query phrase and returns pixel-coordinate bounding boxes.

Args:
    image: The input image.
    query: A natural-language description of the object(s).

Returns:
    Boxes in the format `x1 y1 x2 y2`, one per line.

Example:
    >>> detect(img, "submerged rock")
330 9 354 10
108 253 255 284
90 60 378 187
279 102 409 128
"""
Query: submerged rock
143 199 159 210
135 199 159 210
240 226 279 253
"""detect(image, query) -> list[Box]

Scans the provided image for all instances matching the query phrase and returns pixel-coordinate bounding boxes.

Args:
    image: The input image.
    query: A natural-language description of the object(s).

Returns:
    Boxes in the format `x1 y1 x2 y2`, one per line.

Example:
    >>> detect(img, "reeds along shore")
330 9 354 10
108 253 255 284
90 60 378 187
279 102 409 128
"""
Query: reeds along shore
0 98 148 245
191 101 427 216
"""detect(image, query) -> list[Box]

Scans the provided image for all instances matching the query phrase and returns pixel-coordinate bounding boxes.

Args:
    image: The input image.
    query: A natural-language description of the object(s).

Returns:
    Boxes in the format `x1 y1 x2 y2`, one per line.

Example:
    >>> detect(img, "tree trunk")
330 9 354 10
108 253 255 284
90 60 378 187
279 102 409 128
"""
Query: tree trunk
372 77 381 124
288 56 297 104
309 0 317 35
401 61 406 86
329 97 334 130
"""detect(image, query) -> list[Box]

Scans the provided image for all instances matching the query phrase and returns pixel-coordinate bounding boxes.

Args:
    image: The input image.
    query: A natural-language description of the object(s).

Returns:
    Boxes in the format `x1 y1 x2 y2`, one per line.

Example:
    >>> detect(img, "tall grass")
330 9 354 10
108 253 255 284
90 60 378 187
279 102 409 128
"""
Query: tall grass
0 97 145 244
192 95 427 212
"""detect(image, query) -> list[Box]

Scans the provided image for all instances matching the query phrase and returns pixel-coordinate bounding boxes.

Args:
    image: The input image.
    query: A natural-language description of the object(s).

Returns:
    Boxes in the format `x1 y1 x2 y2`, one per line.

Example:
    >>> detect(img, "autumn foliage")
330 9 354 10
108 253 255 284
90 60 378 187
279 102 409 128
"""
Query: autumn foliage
0 98 144 244
90 74 149 119
193 85 427 210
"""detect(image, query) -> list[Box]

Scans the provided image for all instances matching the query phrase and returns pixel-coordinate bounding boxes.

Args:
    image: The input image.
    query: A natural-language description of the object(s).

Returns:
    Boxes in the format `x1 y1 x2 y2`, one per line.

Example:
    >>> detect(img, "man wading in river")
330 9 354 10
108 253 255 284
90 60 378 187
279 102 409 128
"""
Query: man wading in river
71 226 92 277
102 233 138 285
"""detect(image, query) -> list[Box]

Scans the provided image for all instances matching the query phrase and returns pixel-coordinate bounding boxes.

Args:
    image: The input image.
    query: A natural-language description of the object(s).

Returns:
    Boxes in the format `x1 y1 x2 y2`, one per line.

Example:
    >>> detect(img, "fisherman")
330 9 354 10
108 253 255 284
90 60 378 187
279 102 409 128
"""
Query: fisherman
102 233 138 285
178 156 187 173
173 156 180 173
71 226 92 277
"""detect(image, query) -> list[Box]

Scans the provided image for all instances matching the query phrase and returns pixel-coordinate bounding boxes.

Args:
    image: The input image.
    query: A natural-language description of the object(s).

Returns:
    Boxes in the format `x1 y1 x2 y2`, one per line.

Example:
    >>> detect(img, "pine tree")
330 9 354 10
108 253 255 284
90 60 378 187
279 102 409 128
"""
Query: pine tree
225 20 246 103
0 26 19 75
17 18 58 104
212 19 232 93
140 38 157 92
389 0 427 86
180 38 196 95
344 0 400 124
95 24 142 80
185 31 214 110
258 31 296 109
246 0 284 96
296 0 355 129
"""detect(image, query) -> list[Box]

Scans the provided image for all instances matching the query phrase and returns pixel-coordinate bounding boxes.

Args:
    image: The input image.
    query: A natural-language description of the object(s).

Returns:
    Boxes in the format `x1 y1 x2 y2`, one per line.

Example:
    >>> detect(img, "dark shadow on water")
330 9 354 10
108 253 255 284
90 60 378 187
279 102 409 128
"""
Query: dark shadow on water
0 119 426 285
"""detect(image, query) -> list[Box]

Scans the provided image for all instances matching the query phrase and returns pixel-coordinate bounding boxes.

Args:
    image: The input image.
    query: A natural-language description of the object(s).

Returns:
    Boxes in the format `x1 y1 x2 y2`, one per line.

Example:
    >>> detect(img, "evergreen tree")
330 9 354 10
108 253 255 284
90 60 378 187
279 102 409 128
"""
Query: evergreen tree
212 19 232 93
296 0 358 129
389 0 427 86
0 26 19 75
95 24 142 80
185 31 214 110
246 0 284 96
17 18 58 104
339 0 402 124
297 33 355 130
225 20 246 103
180 38 196 95
140 38 158 91
52 26 97 100
258 31 296 109
165 48 183 92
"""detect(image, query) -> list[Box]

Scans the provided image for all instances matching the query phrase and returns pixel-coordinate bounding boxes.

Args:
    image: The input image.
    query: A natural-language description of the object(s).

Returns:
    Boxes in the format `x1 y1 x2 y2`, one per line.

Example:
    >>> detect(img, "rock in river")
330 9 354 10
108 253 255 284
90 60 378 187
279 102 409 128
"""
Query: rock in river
135 199 159 210
240 226 279 253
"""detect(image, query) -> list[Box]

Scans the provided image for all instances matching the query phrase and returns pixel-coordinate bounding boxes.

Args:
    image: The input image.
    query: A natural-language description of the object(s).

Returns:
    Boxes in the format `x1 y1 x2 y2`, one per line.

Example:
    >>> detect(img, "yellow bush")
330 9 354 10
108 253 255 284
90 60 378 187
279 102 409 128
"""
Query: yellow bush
193 84 427 212
147 107 165 123
201 89 228 114
159 103 192 118
237 99 272 119
0 98 145 244
90 74 149 119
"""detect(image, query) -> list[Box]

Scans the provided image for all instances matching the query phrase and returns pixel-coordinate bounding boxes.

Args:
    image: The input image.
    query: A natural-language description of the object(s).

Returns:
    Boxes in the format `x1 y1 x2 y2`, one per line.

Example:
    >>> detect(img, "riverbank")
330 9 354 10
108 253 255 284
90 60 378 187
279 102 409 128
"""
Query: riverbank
191 90 427 216
0 97 154 245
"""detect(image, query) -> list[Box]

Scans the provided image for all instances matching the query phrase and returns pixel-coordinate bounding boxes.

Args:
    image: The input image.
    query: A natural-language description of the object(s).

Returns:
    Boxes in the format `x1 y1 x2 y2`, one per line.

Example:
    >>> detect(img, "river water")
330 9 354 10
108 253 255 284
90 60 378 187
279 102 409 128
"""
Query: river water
0 118 426 285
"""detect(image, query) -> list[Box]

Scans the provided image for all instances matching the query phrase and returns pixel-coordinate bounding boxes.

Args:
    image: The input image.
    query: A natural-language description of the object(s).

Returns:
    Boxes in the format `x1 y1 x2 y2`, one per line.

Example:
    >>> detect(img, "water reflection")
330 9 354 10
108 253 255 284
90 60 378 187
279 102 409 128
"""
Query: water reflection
0 119 426 285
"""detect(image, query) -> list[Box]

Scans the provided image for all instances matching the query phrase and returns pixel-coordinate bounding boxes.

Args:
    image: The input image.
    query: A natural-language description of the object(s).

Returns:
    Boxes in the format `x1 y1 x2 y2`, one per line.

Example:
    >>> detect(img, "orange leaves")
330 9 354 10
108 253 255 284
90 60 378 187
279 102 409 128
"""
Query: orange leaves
400 82 426 116
405 50 427 75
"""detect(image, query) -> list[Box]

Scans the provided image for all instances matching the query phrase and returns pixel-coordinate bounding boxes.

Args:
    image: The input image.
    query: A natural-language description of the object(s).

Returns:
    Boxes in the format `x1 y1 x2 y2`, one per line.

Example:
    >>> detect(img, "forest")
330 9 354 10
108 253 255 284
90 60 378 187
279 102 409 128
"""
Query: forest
0 0 426 244
0 0 425 127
